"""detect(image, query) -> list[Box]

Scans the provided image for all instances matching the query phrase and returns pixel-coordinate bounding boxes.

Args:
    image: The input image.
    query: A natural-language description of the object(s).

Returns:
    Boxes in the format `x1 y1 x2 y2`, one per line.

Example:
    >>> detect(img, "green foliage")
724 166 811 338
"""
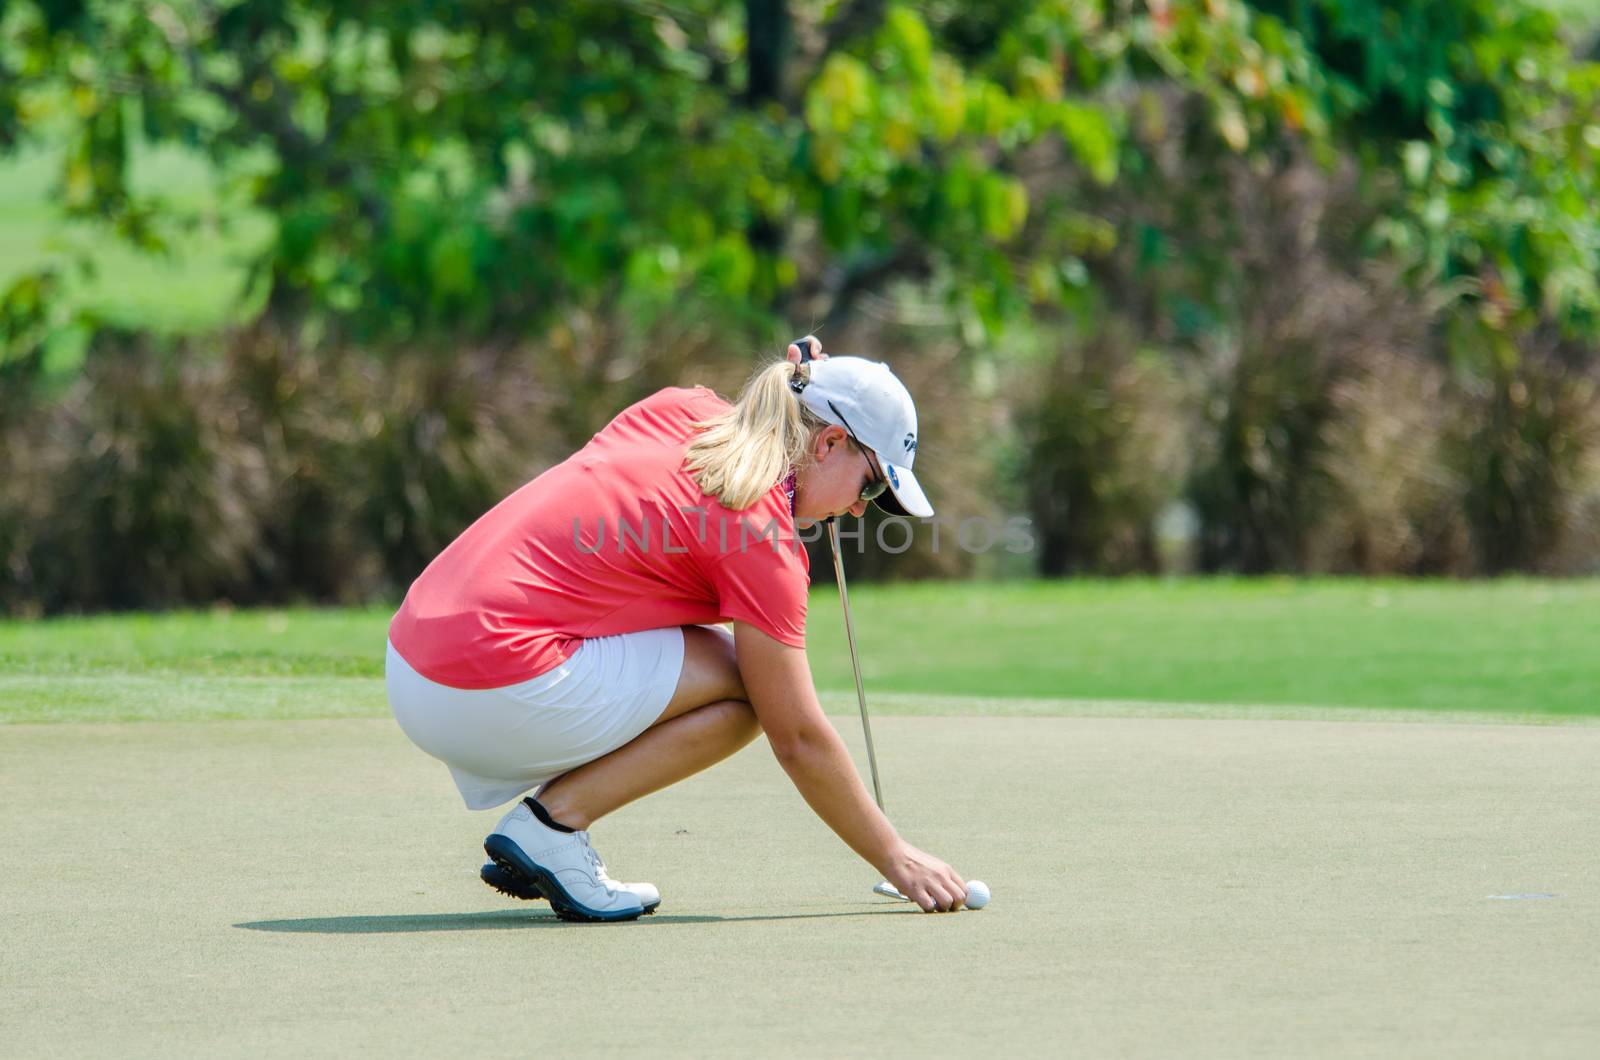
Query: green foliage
0 268 67 387
1246 0 1600 331
6 1 1596 345
4 1 1600 601
0 1 1338 343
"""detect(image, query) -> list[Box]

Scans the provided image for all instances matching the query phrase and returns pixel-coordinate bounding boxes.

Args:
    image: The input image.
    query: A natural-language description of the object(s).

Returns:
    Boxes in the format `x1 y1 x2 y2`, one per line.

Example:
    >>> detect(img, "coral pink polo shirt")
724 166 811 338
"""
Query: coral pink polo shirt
388 386 811 689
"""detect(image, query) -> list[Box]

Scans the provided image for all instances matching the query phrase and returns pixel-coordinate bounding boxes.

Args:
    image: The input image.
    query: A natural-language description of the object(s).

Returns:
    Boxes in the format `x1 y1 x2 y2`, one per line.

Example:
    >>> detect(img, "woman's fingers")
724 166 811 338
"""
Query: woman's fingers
940 879 965 912
785 336 826 363
913 876 966 913
903 877 938 912
888 844 967 912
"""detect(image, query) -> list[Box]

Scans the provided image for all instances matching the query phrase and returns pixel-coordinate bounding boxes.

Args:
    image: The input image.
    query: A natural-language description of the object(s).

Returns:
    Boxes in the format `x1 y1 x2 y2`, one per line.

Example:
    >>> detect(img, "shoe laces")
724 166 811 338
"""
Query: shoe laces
575 830 621 892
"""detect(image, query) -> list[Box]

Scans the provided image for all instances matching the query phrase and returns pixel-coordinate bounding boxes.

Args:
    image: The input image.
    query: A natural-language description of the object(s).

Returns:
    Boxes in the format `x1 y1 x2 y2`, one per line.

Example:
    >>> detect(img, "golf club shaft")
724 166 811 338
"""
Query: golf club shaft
799 340 894 900
828 519 884 811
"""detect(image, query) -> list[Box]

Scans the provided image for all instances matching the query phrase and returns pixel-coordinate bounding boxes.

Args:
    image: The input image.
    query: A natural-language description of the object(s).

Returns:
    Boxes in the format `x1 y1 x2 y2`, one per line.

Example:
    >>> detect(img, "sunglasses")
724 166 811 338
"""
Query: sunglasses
829 401 889 503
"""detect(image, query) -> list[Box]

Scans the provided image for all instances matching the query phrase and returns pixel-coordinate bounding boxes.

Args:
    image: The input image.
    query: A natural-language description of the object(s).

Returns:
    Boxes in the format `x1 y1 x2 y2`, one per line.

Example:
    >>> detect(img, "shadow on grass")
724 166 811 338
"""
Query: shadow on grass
236 907 906 933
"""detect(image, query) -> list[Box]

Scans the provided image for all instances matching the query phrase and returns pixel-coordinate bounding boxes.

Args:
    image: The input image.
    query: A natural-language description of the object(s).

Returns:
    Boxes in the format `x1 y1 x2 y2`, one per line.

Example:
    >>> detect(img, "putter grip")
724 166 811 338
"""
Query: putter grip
793 337 817 363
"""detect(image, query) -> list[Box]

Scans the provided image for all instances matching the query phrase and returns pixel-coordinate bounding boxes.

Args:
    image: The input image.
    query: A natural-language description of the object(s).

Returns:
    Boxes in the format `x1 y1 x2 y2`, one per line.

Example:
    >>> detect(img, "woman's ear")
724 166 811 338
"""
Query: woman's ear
814 425 844 462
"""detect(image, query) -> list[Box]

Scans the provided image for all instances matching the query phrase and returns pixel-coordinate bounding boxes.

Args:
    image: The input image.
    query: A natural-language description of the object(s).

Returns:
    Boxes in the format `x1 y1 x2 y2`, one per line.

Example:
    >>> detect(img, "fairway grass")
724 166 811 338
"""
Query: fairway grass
3 579 1597 723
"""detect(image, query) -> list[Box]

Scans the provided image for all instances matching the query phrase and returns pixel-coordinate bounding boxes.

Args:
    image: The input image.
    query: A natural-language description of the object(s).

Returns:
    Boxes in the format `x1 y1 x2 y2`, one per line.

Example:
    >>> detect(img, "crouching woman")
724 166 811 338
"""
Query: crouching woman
385 339 966 920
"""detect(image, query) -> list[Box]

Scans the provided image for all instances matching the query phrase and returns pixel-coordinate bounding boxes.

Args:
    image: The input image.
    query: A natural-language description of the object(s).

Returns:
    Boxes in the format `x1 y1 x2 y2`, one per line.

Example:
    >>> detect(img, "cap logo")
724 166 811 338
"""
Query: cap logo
903 433 917 454
887 465 900 488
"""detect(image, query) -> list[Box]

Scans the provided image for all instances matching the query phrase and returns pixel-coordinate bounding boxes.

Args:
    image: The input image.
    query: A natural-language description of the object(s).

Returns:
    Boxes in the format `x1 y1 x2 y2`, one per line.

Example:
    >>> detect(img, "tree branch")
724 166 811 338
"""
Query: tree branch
816 243 930 333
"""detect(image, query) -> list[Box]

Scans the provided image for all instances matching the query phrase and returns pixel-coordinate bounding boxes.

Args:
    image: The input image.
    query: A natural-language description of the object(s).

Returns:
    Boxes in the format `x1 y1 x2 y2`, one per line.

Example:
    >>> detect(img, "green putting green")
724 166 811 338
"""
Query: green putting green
2 715 1597 1055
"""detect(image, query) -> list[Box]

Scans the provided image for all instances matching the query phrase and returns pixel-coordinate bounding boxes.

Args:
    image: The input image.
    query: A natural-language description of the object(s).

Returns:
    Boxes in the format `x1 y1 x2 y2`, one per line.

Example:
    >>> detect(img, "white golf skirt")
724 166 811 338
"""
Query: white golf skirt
385 627 686 810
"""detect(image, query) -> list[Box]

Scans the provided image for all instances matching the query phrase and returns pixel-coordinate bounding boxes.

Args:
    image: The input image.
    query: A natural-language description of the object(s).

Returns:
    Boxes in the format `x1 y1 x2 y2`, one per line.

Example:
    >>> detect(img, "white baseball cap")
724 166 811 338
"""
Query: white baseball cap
791 356 933 518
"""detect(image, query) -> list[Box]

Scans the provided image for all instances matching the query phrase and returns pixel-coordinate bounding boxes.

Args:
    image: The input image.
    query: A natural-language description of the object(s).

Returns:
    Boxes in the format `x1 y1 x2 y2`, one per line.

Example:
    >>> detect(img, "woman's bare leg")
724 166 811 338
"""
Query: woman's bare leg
537 698 758 829
537 626 758 829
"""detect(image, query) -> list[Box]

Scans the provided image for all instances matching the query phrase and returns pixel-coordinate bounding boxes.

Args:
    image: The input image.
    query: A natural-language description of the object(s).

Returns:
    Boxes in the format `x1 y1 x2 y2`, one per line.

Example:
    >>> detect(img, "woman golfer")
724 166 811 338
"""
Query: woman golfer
385 338 967 921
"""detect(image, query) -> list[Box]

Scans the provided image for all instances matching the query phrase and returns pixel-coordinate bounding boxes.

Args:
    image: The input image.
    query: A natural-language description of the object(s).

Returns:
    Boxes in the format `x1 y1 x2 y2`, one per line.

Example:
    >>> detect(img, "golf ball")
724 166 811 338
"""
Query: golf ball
965 880 990 910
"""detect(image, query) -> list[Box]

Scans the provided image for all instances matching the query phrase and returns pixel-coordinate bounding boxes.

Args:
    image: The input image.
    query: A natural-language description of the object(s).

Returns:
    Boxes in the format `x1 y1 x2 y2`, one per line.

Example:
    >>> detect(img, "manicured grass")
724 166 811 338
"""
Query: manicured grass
2 579 1596 722
0 605 392 679
805 578 1600 717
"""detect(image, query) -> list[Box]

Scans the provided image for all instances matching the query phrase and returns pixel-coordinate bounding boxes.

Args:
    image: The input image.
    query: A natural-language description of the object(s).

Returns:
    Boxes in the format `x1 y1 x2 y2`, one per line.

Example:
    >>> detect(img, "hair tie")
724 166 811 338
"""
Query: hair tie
788 362 810 394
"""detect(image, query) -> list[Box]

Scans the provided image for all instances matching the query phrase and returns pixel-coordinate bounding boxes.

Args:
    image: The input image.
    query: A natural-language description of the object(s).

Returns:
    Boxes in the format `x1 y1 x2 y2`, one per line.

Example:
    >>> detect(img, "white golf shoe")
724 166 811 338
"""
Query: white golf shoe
480 856 660 912
589 850 661 911
482 799 656 922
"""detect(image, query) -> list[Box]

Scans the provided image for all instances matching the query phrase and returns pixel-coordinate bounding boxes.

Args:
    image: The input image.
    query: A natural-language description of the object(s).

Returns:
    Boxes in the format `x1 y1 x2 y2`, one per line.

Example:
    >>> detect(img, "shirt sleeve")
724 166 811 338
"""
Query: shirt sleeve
707 523 810 647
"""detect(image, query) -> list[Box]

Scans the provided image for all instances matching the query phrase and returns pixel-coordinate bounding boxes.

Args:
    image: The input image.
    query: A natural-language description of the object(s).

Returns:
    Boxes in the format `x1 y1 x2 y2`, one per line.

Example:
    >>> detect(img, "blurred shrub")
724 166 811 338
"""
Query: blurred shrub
0 416 51 615
1013 322 1189 575
1314 352 1471 574
341 347 533 594
5 307 1599 617
0 312 777 615
1183 155 1397 573
6 336 272 612
1550 449 1600 575
222 325 373 603
1444 320 1600 573
0 332 549 615
220 325 551 603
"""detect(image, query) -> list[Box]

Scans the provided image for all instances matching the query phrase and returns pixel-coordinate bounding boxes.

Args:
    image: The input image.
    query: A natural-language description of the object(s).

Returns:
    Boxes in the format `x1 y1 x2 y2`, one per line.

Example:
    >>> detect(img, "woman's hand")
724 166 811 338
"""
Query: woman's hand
785 335 828 364
883 841 969 912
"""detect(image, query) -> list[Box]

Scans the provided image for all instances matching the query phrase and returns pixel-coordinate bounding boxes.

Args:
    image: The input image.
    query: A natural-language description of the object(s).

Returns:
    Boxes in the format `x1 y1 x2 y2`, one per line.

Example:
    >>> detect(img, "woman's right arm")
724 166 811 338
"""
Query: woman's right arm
733 620 968 911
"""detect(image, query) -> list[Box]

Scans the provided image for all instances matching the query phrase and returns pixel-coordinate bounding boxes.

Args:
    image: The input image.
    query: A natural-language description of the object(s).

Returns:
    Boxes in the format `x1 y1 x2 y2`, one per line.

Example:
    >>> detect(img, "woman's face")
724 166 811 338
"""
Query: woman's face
793 425 882 525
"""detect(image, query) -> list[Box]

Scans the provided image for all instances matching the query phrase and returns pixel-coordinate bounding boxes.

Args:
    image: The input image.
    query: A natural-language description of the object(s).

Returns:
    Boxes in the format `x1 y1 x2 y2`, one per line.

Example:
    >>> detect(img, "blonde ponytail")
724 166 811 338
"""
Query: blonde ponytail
684 361 828 510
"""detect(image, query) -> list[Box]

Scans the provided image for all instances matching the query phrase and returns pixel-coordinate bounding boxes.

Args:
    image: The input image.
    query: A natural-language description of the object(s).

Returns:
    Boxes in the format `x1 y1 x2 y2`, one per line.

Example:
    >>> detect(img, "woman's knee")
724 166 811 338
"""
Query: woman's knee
714 697 761 743
661 697 759 748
